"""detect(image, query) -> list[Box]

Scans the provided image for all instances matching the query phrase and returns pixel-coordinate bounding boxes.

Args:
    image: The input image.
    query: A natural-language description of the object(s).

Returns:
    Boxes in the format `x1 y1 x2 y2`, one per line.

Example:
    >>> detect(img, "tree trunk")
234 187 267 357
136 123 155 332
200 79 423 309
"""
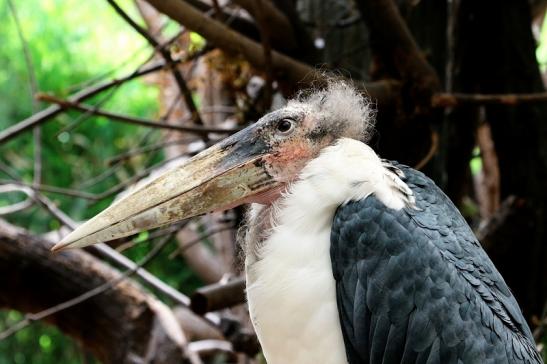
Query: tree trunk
457 0 547 319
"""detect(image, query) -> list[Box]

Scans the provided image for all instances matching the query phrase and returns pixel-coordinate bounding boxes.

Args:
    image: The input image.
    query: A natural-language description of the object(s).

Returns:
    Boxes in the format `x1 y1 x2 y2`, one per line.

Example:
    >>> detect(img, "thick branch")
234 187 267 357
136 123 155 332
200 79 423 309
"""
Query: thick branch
190 278 246 315
0 220 188 364
356 0 440 109
143 0 398 100
184 0 293 54
232 0 297 51
270 0 320 63
477 196 528 252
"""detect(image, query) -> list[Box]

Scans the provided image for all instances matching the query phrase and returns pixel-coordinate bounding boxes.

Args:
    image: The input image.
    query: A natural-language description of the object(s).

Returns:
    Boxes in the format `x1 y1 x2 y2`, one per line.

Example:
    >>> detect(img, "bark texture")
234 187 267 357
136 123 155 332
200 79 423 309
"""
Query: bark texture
0 220 187 364
456 0 547 318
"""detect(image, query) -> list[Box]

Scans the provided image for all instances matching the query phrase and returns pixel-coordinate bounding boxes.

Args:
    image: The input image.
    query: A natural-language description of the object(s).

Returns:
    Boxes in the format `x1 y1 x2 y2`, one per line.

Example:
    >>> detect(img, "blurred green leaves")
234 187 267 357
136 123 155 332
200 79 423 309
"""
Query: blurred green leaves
0 1 185 363
0 0 160 230
0 311 92 364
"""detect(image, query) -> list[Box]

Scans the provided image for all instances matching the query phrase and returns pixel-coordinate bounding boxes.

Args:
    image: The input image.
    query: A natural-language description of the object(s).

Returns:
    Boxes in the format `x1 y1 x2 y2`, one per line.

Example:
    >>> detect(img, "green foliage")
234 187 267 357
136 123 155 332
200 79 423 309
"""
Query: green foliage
0 311 95 364
0 1 202 363
537 10 547 72
0 0 160 231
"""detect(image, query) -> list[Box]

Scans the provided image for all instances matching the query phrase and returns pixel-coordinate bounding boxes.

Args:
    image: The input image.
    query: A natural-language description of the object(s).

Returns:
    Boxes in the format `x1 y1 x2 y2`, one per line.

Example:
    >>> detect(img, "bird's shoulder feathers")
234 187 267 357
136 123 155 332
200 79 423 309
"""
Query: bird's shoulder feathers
331 162 541 364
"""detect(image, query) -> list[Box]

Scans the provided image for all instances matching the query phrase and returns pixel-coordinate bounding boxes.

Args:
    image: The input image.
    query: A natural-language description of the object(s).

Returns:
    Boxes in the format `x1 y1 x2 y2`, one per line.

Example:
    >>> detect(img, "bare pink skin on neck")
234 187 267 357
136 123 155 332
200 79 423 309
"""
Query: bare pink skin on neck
249 184 287 205
216 136 320 212
211 184 286 214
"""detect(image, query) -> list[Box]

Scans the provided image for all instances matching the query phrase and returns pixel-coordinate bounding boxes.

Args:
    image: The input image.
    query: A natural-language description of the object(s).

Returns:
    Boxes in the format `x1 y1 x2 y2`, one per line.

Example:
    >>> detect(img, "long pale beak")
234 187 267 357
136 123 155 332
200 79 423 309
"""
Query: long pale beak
52 129 275 252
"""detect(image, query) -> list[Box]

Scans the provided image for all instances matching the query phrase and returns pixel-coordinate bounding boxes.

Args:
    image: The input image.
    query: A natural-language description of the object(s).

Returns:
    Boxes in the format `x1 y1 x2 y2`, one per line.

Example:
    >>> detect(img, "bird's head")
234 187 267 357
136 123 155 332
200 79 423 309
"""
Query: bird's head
52 81 374 251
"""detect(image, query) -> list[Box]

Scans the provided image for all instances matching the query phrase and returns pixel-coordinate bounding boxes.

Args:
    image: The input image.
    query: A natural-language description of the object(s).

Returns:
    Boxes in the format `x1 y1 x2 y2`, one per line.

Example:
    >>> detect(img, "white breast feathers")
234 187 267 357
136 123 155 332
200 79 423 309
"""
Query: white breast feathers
244 138 413 364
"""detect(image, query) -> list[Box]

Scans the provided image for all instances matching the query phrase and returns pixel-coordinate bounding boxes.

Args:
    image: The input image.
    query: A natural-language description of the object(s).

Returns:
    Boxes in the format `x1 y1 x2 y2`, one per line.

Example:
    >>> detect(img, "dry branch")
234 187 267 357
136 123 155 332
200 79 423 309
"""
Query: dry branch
7 0 42 189
476 196 527 252
0 182 200 320
190 277 246 315
37 94 238 136
232 0 297 51
355 0 440 110
252 0 274 109
432 92 547 107
475 122 500 219
0 55 198 144
184 0 304 58
0 220 189 364
107 0 203 125
175 226 224 284
143 0 398 100
270 0 319 63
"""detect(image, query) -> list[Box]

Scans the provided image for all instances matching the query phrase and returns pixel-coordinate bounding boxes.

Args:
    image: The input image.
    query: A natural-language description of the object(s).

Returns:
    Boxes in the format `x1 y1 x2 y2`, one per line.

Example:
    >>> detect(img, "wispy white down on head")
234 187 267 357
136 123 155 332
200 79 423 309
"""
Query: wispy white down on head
287 79 376 142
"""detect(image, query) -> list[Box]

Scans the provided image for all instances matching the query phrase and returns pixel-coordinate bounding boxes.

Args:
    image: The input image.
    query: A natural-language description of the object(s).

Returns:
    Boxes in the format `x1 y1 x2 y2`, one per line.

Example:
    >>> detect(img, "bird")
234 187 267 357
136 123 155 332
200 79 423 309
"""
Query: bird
53 81 543 364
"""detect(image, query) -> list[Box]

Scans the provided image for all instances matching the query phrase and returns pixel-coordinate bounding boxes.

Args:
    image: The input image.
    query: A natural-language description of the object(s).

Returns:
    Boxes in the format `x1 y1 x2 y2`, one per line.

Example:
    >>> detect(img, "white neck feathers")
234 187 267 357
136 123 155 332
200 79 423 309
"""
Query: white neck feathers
244 138 413 364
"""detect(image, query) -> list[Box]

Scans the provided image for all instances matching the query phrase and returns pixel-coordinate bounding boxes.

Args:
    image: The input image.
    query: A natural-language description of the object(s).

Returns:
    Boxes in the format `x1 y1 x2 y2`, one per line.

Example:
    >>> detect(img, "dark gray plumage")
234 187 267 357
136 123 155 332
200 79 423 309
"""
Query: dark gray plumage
331 162 543 364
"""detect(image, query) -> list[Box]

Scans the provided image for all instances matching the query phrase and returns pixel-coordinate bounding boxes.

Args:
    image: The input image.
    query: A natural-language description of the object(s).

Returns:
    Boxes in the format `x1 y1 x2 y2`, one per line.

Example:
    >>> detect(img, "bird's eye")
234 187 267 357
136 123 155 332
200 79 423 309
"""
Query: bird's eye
276 119 295 135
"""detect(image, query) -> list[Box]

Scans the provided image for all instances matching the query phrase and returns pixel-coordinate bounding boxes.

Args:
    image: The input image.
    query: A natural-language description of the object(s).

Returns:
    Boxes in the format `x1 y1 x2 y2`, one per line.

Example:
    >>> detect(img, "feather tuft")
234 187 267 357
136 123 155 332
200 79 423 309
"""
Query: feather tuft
288 79 376 142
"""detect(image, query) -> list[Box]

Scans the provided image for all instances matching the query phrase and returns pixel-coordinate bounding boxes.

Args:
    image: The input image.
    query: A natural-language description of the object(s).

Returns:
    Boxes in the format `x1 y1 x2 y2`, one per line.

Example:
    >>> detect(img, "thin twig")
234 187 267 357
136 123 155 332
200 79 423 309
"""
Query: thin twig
106 0 203 125
0 160 20 180
7 0 41 209
76 161 124 190
0 184 33 215
0 182 221 331
432 92 547 107
54 85 123 137
169 226 235 259
38 94 238 136
107 138 194 166
0 47 211 144
0 233 174 341
63 20 180 94
252 0 274 109
77 130 159 190
0 64 157 144
414 130 439 170
0 180 97 200
115 221 187 252
211 0 222 19
0 153 191 201
56 31 191 137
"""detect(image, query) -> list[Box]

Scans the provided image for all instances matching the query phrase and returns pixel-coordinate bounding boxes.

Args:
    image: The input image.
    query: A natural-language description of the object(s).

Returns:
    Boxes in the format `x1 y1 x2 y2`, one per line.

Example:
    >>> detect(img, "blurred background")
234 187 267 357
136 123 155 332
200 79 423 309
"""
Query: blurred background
1 0 547 362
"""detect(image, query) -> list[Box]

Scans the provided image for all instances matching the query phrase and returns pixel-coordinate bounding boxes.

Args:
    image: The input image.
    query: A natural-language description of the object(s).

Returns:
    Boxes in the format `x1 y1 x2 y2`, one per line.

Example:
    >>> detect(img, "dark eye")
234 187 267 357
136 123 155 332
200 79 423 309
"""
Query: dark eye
276 119 295 135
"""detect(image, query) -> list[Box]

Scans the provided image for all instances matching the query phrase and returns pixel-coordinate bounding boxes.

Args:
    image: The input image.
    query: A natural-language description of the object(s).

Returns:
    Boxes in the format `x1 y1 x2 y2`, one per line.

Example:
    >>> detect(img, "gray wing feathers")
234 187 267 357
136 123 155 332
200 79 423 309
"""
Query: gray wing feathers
331 163 542 364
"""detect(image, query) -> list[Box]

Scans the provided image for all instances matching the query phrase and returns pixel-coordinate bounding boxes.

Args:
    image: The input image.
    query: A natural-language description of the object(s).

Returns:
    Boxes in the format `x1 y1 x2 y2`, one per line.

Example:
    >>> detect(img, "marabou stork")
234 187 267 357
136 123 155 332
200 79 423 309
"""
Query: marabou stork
53 82 543 364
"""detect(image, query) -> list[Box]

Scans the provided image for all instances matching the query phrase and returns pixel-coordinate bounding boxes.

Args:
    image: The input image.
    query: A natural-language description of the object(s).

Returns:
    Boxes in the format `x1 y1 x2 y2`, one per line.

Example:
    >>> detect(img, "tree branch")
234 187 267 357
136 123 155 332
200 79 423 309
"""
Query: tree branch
37 94 239 136
7 0 42 188
0 50 207 144
190 278 246 315
0 220 189 363
269 0 320 63
251 0 274 109
107 0 203 125
232 0 298 51
143 0 398 100
355 0 441 110
433 92 547 107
